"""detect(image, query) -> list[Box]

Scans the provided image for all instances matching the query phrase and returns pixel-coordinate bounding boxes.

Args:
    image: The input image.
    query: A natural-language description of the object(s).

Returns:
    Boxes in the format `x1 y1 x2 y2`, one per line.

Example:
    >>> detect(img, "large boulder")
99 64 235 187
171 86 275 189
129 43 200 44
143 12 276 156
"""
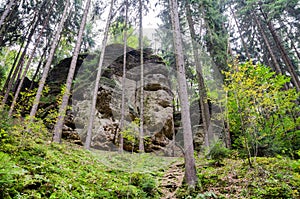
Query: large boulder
46 44 176 154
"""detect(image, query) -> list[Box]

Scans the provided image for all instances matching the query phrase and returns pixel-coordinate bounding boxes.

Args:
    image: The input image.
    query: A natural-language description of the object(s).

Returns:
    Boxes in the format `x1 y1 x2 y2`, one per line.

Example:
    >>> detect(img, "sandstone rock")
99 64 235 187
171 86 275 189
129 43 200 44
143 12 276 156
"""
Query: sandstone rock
70 44 176 153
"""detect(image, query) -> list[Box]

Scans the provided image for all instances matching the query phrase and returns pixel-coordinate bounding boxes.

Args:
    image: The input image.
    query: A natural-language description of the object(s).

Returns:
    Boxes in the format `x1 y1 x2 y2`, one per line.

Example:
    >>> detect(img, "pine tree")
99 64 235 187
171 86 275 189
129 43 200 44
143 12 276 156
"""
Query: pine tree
0 0 16 28
53 0 92 143
119 0 128 152
30 0 71 119
8 2 53 116
1 1 44 105
138 0 145 152
85 0 115 150
185 0 211 148
169 0 197 187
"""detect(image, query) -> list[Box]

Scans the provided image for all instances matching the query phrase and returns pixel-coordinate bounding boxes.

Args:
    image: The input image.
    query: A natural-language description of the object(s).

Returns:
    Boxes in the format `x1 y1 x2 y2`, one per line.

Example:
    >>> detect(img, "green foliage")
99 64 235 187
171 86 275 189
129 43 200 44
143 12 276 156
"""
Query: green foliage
223 61 300 160
0 47 17 90
109 17 150 49
0 107 11 142
207 140 230 163
0 114 175 198
177 157 300 198
0 152 27 195
131 173 157 196
121 118 140 149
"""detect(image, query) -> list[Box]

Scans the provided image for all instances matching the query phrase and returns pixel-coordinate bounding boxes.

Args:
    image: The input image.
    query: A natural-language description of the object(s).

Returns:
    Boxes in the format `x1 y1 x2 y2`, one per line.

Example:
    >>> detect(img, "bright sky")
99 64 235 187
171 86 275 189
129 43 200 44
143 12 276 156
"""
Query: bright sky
93 0 163 49
143 1 162 29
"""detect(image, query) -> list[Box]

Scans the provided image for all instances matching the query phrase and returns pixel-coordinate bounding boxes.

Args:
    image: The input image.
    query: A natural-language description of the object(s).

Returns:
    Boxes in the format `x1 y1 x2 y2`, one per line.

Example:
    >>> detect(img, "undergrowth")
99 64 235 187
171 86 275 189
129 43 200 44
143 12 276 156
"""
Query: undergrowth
0 114 176 199
177 155 300 198
1 108 299 199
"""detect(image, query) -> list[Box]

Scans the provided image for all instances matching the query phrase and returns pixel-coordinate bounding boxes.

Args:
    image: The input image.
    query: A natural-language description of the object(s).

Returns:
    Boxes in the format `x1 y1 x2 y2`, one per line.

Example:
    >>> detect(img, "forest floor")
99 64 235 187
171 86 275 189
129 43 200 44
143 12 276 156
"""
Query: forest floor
160 161 185 199
0 124 300 198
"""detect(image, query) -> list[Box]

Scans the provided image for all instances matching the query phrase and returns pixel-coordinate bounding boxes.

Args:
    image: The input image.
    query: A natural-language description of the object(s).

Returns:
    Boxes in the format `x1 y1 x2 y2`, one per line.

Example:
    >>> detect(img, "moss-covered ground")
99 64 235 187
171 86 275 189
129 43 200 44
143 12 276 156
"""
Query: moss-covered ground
0 116 299 198
177 155 300 198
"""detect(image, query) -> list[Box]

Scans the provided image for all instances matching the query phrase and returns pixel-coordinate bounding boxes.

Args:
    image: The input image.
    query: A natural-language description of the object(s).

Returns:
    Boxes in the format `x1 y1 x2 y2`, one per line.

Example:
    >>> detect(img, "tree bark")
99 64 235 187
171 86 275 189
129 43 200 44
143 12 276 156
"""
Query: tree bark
229 6 251 61
291 40 300 61
29 47 47 91
119 0 128 153
169 0 197 187
138 0 145 152
84 0 114 150
0 0 16 28
53 0 92 143
260 8 300 91
1 39 24 95
30 0 70 119
1 1 43 105
185 1 211 148
8 4 53 116
253 14 283 75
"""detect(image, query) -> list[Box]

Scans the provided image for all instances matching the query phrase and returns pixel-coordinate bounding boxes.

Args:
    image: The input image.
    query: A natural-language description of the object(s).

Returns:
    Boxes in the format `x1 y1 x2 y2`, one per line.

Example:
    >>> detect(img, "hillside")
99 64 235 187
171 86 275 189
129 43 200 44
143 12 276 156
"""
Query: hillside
1 115 299 198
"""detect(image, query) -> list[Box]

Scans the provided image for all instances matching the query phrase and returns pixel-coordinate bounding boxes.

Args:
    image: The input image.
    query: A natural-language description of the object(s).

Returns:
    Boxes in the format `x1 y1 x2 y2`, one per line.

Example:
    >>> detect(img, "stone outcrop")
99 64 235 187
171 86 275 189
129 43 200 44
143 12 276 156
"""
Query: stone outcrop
46 44 176 154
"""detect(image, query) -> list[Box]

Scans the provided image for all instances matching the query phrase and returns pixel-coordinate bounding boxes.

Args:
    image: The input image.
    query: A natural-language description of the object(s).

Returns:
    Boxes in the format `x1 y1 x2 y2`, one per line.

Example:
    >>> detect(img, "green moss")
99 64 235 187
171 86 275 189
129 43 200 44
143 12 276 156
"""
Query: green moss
0 114 176 198
177 157 300 198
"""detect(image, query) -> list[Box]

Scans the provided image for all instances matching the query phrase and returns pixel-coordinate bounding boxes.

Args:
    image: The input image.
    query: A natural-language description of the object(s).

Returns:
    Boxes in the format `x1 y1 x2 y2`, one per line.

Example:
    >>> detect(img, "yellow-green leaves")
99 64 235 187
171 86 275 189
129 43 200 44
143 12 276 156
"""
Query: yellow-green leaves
223 61 299 158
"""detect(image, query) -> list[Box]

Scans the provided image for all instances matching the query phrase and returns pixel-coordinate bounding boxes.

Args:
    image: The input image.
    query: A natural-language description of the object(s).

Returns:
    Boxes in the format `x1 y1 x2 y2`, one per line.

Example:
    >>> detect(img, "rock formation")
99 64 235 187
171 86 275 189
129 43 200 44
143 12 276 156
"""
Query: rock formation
46 44 177 155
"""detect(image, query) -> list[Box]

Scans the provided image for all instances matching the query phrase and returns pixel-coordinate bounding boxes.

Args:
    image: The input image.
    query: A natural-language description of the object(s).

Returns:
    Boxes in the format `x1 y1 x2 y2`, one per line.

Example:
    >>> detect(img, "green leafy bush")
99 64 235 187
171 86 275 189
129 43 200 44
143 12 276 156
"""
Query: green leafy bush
223 62 300 162
207 140 230 164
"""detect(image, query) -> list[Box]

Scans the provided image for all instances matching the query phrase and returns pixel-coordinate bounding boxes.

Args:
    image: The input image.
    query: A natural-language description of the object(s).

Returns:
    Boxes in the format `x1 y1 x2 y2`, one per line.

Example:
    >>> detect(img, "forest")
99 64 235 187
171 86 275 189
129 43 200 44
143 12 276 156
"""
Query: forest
0 0 299 198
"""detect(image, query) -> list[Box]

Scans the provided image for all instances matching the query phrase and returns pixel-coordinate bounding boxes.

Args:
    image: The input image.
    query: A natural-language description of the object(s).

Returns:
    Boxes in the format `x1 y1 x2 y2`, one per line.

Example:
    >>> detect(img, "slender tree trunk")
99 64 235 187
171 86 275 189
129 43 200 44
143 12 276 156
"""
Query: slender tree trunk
29 47 47 91
260 8 300 91
8 5 53 116
253 14 282 75
119 0 128 152
185 1 211 148
1 2 41 105
0 0 16 28
138 0 144 152
291 40 300 60
169 0 197 187
84 0 114 150
30 0 70 119
53 0 92 143
2 39 24 95
230 6 251 60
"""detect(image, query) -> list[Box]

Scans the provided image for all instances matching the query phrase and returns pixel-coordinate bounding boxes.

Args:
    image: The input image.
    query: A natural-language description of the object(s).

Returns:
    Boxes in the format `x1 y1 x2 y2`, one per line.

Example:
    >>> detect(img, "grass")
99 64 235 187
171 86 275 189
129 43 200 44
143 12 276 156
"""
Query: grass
176 155 300 199
1 115 299 199
0 117 179 199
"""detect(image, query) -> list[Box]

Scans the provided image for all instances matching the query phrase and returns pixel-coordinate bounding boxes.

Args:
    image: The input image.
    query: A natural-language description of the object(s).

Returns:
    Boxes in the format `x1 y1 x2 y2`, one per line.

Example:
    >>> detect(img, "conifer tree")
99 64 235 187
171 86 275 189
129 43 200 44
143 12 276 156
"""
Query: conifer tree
0 0 16 28
8 3 53 116
169 0 197 187
85 0 115 150
119 0 128 152
138 0 145 152
30 0 71 119
53 0 92 143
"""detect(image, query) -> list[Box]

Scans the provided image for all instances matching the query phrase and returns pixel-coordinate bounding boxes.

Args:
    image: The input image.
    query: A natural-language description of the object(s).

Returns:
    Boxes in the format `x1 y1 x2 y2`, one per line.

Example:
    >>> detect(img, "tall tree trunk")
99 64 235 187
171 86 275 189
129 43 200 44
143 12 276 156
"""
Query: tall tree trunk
229 6 251 61
291 40 300 60
29 47 47 91
169 0 197 187
0 0 16 28
185 1 211 148
53 0 92 143
138 0 144 152
30 0 70 119
1 39 24 95
253 14 283 75
119 0 128 152
8 4 53 116
260 8 300 91
1 1 43 105
84 0 114 150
